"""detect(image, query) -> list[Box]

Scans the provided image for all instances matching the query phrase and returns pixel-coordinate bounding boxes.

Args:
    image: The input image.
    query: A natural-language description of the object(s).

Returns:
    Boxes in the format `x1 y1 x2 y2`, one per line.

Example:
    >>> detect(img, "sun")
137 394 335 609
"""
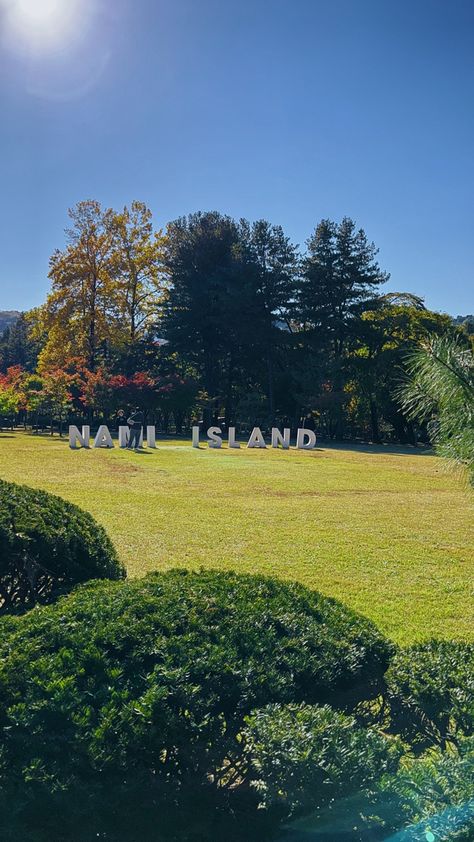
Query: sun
3 0 83 51
15 0 64 25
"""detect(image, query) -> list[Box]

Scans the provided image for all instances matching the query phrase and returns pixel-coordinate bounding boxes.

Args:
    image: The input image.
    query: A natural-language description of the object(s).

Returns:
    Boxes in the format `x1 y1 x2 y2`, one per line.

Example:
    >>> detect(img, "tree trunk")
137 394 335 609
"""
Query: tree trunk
369 397 381 443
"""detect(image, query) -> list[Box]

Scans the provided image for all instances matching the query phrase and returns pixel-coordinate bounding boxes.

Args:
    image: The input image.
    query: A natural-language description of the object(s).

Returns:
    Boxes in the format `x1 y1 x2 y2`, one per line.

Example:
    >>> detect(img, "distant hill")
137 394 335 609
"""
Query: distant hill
0 311 21 335
453 314 474 334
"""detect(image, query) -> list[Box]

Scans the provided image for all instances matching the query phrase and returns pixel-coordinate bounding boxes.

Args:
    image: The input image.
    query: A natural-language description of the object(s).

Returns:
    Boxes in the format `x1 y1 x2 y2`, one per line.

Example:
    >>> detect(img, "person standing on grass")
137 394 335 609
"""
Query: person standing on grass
115 408 126 431
127 406 144 450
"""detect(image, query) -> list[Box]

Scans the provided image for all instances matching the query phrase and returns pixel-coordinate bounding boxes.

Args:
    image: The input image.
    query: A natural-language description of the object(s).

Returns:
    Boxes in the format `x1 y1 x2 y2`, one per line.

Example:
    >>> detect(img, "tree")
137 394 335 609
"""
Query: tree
0 384 19 428
0 367 25 429
162 212 254 424
296 217 389 437
238 220 298 419
38 368 75 435
106 201 167 346
349 298 453 443
0 313 39 373
37 201 119 371
400 334 474 484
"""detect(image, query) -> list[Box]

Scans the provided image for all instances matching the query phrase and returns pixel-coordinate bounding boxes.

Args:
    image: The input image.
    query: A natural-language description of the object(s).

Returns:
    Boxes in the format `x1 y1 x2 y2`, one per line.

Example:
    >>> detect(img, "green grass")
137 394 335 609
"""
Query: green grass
0 431 472 644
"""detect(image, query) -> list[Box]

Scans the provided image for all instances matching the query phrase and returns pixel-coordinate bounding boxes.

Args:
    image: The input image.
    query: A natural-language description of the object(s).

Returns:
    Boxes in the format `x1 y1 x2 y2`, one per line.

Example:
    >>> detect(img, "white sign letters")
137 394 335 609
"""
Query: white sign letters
69 425 317 451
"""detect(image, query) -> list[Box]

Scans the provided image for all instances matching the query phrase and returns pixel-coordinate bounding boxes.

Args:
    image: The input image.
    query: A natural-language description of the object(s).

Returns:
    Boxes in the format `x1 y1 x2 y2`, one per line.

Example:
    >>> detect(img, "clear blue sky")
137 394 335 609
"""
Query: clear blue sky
0 0 472 314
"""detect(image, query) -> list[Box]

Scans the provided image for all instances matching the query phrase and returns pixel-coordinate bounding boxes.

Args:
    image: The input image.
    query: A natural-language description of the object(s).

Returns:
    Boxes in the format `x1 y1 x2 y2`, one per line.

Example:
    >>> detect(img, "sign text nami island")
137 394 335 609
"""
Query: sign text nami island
69 425 317 451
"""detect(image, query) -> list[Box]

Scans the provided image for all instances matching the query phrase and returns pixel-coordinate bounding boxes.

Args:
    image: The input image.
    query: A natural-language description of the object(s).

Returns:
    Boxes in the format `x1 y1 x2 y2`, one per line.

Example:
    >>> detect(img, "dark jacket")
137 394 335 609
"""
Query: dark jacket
127 412 144 429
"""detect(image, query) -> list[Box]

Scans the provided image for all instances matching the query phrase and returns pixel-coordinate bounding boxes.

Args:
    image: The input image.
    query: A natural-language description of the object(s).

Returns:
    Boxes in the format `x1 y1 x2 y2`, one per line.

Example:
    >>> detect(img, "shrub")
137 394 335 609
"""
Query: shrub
386 641 474 748
243 703 401 820
0 569 392 841
291 737 474 842
373 736 474 842
0 479 125 613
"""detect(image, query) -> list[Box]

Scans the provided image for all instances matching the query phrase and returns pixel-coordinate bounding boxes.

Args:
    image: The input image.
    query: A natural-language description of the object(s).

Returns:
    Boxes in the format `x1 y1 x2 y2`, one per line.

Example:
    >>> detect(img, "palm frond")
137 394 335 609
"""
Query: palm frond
399 335 474 485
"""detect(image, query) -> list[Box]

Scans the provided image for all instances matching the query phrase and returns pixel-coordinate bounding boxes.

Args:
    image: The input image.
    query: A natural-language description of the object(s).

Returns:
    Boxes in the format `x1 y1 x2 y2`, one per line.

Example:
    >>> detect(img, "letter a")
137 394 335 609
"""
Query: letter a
94 425 114 448
247 427 266 448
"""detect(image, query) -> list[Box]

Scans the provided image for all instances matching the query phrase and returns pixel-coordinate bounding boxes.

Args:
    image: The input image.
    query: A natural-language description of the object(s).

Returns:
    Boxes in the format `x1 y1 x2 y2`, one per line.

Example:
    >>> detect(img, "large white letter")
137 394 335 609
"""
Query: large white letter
228 427 240 448
69 425 90 449
119 426 130 448
192 426 200 448
207 426 222 448
94 425 114 448
296 428 317 449
247 427 266 448
271 427 290 449
147 426 157 448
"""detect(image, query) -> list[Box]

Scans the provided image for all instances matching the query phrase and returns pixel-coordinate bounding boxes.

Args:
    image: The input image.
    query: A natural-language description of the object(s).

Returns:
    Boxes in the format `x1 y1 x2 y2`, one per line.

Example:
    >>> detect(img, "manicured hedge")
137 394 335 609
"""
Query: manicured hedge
0 569 393 841
243 703 401 820
0 479 125 613
386 640 474 748
297 736 474 842
377 735 474 842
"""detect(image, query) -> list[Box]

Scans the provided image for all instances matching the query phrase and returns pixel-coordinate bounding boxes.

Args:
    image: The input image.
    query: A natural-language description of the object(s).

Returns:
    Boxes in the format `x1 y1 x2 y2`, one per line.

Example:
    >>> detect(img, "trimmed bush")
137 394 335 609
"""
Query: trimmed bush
243 703 401 820
377 736 474 842
292 737 474 842
0 569 393 841
0 479 125 613
386 640 474 748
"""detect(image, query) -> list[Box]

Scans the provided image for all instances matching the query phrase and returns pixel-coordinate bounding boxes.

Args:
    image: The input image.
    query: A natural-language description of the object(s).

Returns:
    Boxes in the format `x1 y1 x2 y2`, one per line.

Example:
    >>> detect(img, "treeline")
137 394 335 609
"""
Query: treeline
0 200 468 441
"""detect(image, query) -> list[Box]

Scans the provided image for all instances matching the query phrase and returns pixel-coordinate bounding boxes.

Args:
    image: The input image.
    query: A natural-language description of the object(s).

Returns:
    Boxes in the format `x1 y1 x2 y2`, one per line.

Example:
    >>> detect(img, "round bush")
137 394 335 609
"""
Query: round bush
243 703 401 820
0 479 125 613
0 569 392 841
386 640 474 748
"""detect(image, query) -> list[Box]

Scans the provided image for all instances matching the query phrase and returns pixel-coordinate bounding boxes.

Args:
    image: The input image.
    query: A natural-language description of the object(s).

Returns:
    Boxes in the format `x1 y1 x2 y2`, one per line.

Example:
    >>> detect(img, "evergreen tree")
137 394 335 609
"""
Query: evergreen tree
0 313 38 373
296 217 389 436
238 220 298 419
162 212 255 423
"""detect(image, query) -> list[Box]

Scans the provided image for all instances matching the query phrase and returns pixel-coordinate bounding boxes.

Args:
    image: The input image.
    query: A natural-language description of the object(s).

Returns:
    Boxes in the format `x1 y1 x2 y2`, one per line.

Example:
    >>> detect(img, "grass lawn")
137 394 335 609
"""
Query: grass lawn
0 431 472 645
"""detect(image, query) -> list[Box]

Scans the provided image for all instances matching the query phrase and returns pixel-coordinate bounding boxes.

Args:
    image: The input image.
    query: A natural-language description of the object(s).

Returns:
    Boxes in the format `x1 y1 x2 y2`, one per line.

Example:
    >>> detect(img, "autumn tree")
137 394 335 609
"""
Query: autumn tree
36 201 120 371
106 201 167 347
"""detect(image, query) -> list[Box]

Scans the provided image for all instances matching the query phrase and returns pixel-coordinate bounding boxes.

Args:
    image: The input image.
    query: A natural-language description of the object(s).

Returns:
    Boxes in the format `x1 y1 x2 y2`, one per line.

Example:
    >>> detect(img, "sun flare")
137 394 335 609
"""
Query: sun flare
3 0 83 51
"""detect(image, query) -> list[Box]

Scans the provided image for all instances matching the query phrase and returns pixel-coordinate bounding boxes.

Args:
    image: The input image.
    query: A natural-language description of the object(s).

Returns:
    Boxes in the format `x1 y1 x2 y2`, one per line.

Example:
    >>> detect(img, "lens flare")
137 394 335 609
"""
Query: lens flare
2 0 84 51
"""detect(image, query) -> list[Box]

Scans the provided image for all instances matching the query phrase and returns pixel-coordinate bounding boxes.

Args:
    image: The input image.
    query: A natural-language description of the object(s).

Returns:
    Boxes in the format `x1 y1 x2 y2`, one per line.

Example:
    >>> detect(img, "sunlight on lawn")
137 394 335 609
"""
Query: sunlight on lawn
0 431 472 644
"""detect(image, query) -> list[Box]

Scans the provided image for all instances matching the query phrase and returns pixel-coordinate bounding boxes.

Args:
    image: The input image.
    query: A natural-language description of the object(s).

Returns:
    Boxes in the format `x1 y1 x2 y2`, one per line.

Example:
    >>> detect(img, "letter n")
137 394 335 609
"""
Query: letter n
271 427 290 449
69 425 90 449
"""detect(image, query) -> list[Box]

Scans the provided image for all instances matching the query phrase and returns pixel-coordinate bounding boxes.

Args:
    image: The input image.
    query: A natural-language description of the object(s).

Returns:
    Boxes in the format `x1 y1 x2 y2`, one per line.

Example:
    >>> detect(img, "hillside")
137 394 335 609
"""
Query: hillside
0 310 21 335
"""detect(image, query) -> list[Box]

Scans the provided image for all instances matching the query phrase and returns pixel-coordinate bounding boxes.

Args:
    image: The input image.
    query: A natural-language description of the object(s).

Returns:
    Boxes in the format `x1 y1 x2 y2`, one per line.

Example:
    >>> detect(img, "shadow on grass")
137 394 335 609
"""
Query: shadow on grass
320 440 433 457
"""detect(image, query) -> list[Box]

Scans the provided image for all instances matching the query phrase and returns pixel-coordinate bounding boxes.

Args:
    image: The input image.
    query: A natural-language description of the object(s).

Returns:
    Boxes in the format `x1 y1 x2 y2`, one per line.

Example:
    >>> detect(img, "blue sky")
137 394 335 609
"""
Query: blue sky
0 0 472 314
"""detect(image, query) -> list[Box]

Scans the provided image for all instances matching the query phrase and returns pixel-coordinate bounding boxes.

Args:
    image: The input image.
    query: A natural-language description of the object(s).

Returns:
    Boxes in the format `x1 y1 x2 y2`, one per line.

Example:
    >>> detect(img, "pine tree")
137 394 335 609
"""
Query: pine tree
296 217 389 436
